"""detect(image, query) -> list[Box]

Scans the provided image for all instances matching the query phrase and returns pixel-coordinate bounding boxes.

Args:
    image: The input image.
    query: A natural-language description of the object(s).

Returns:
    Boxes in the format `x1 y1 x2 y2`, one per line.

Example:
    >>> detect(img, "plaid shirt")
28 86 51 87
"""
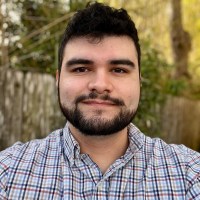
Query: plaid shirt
0 123 200 200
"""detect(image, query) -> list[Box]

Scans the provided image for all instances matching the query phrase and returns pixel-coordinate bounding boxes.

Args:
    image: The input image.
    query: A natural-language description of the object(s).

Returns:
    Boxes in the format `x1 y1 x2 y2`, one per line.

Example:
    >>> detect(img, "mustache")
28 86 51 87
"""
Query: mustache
75 92 125 106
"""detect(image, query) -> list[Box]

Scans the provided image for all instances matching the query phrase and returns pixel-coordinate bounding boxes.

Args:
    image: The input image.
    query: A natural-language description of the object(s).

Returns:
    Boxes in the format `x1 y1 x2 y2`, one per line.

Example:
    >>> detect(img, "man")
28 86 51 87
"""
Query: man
0 2 199 199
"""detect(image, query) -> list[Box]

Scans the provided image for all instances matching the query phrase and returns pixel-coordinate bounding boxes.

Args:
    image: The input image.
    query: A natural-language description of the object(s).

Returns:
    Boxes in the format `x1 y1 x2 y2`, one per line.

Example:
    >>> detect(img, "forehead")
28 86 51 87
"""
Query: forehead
63 36 138 62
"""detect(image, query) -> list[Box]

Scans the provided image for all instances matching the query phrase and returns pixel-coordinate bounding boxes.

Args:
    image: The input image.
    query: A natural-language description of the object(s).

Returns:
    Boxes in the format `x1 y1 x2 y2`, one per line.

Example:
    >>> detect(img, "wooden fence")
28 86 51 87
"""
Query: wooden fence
162 96 200 151
0 68 200 151
0 68 65 150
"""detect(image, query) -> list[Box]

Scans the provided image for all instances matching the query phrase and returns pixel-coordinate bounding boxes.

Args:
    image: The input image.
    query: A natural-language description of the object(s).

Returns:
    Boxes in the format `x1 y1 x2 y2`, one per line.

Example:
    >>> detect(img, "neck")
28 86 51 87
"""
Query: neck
69 123 129 174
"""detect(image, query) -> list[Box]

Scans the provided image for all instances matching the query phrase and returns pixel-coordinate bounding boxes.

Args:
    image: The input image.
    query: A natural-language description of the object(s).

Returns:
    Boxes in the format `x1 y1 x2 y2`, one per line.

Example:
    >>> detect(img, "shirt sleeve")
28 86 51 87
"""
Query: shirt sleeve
185 149 200 199
0 148 14 199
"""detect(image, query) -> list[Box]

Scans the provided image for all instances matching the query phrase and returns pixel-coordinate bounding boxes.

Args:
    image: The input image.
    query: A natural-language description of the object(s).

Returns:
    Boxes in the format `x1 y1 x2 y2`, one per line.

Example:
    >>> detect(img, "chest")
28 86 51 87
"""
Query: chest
6 155 187 200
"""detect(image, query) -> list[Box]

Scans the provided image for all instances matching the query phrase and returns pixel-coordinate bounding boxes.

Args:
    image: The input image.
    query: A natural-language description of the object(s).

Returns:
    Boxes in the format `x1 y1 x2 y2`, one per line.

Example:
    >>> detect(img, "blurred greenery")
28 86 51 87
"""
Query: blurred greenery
6 0 92 73
134 40 170 136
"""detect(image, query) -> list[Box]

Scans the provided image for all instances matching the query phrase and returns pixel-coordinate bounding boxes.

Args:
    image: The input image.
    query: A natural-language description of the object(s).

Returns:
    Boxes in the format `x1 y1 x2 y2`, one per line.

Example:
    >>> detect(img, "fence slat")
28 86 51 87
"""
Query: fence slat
161 96 200 151
0 69 65 150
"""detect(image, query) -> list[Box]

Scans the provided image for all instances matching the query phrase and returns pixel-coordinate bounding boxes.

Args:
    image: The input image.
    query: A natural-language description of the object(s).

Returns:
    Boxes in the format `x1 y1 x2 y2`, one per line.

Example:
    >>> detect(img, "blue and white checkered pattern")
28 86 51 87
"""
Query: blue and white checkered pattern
0 123 200 199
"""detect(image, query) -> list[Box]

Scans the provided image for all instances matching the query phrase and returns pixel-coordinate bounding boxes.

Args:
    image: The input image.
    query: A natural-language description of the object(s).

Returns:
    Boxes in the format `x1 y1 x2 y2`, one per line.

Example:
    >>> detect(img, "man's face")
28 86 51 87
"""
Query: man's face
57 36 140 136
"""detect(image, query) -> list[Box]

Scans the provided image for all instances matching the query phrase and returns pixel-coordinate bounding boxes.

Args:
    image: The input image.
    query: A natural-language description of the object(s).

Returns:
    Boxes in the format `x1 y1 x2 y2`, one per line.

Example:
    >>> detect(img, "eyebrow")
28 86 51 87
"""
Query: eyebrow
110 59 135 67
65 58 93 67
65 58 135 68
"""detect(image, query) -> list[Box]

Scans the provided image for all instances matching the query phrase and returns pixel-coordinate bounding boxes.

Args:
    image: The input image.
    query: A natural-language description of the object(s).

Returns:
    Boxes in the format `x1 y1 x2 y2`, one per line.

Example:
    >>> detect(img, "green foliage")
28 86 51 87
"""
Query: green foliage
9 0 88 74
165 79 188 96
134 40 170 136
9 0 67 73
69 0 91 11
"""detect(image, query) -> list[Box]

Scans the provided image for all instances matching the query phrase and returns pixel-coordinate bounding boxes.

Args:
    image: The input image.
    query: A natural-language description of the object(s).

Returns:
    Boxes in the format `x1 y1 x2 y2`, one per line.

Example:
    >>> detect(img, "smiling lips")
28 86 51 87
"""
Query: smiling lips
82 99 117 106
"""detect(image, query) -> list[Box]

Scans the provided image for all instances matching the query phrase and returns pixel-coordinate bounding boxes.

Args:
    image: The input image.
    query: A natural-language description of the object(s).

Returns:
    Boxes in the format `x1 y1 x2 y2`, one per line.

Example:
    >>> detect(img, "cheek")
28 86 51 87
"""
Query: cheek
121 83 140 107
59 78 86 103
59 79 74 102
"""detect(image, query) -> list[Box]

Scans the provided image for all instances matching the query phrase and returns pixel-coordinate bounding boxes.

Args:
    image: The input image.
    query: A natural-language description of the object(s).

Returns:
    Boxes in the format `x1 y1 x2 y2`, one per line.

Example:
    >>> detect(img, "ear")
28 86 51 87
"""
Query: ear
56 70 59 88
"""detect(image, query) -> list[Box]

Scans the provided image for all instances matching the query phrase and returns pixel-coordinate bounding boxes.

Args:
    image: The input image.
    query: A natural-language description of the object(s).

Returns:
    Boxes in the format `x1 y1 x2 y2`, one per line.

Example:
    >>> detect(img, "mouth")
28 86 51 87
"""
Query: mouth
81 99 117 106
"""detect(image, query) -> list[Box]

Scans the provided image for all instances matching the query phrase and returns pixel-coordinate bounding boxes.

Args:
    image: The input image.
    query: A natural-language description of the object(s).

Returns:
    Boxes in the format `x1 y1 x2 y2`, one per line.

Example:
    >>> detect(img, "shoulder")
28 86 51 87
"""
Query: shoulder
150 136 200 166
0 128 64 188
129 124 200 182
129 123 200 166
129 123 200 198
152 138 200 198
0 128 63 158
0 128 64 161
145 133 200 197
141 131 200 168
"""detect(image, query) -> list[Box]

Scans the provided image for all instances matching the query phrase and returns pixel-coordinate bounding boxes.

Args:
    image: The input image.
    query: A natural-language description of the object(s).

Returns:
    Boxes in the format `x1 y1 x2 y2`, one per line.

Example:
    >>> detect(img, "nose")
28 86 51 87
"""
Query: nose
88 70 113 94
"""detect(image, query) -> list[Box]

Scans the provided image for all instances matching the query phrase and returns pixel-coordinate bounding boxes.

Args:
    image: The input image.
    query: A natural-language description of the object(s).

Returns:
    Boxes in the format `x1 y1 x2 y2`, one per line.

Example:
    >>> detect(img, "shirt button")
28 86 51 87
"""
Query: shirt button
97 182 103 190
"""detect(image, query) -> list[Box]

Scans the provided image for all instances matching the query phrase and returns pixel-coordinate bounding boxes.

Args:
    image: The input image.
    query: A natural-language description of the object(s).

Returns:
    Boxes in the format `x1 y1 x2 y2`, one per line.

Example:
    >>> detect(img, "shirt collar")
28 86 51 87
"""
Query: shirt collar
117 123 144 165
63 122 81 166
127 123 145 153
62 122 145 166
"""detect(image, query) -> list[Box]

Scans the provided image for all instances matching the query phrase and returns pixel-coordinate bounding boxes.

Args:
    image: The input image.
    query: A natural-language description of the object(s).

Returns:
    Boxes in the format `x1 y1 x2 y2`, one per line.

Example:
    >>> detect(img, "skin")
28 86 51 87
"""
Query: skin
56 36 140 173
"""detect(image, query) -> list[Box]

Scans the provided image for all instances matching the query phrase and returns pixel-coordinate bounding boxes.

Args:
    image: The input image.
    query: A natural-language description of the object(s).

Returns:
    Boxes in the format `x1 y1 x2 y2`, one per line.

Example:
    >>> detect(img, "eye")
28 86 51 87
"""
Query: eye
72 67 89 73
112 68 127 74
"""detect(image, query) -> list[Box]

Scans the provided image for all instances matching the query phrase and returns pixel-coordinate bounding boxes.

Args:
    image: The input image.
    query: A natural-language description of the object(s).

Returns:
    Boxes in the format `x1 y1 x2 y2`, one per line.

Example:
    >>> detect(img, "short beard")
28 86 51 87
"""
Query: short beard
62 105 136 136
58 90 137 136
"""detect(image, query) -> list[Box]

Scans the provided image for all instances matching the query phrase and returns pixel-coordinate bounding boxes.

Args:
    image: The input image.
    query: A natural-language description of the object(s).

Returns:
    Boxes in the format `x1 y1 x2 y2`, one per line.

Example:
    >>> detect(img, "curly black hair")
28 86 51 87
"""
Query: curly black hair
58 2 140 71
